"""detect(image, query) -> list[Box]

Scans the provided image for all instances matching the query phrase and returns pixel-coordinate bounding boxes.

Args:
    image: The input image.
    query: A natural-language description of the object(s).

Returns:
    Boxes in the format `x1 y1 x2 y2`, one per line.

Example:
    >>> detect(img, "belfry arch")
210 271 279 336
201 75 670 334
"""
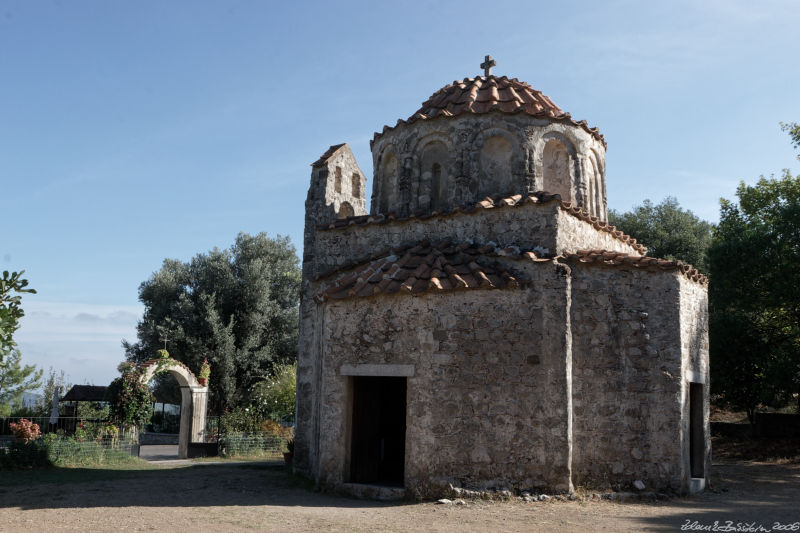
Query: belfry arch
138 359 209 459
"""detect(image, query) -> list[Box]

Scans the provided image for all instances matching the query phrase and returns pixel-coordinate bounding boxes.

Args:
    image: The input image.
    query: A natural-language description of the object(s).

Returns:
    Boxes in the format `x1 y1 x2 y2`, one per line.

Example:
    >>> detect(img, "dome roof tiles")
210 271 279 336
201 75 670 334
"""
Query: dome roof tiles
371 76 605 147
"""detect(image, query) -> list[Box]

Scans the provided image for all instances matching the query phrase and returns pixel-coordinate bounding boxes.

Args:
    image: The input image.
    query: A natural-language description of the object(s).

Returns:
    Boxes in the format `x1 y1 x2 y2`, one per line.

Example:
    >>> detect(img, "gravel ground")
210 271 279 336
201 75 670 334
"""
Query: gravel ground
1 461 798 532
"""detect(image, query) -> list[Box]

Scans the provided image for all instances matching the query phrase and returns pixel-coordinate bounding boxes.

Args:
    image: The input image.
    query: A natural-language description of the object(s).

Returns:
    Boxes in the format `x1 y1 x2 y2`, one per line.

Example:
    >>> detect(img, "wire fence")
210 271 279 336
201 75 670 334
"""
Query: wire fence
1 416 292 461
217 432 290 460
0 417 109 437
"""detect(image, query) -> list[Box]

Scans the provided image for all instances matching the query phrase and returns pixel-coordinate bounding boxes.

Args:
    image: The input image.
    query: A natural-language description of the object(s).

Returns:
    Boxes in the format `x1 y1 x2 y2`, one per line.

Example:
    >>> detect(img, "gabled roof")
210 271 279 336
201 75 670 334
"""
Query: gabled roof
372 76 605 147
61 385 108 402
317 191 648 255
561 250 708 285
311 143 348 168
316 240 549 302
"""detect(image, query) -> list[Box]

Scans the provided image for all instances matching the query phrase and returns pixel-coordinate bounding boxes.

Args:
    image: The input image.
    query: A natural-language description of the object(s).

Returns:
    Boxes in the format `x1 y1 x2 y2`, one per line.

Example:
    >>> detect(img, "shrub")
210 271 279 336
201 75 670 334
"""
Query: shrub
9 418 41 443
249 362 296 423
0 440 50 469
106 363 154 431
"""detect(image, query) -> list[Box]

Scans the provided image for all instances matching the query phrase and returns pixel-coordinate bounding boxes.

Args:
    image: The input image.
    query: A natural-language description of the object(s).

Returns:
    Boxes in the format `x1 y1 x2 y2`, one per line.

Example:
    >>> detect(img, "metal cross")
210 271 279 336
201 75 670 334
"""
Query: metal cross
480 55 496 77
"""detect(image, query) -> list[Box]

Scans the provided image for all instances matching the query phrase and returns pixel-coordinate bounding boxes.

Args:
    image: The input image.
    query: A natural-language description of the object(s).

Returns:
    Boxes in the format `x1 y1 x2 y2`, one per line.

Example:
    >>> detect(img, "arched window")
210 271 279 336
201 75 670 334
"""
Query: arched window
431 163 442 209
337 202 354 219
542 139 571 201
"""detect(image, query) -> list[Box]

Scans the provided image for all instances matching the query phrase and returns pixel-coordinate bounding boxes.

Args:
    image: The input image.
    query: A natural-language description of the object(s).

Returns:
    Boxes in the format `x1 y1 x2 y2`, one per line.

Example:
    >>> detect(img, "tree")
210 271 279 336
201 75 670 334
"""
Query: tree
37 367 72 417
708 130 800 420
0 271 41 416
609 197 713 273
123 233 301 413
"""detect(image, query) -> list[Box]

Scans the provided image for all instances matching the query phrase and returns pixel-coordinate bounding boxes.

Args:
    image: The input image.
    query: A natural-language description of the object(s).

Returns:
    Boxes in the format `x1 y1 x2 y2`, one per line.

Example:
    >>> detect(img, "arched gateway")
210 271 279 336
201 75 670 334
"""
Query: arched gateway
138 359 209 459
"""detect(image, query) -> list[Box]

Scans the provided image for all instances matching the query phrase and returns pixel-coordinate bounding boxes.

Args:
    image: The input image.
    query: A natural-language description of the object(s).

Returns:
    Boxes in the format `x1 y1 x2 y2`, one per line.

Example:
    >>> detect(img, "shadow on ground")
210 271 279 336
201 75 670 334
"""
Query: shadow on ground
0 463 407 511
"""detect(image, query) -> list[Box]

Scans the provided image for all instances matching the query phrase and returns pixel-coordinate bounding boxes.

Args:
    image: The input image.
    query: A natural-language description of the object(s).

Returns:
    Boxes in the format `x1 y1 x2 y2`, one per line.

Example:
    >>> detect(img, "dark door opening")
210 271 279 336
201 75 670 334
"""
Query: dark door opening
350 376 406 486
689 382 705 478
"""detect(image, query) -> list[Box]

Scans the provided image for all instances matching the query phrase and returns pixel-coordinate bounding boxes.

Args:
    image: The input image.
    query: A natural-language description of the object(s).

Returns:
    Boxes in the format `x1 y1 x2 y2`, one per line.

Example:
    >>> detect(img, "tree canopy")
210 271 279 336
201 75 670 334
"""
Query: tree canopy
0 271 41 416
608 197 713 273
708 169 800 419
123 232 301 412
708 123 800 419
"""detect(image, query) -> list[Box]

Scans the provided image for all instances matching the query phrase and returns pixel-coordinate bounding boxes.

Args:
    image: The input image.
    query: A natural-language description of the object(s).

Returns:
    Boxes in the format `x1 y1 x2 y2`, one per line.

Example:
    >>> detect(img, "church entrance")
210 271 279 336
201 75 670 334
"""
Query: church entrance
349 376 406 486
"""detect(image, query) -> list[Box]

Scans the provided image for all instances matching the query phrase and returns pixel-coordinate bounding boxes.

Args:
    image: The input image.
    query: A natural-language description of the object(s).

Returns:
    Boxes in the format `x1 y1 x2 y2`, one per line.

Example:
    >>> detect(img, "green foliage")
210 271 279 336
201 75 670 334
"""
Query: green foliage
249 362 296 423
199 358 211 380
708 135 800 419
105 365 154 430
781 121 800 157
0 440 50 469
123 232 301 412
608 197 713 273
37 368 71 417
0 271 41 416
156 349 169 359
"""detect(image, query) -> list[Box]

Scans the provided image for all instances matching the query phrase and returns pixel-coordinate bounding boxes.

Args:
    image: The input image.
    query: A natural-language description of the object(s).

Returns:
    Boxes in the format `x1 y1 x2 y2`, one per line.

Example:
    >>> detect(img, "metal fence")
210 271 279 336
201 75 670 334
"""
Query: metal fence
0 417 108 437
217 432 289 460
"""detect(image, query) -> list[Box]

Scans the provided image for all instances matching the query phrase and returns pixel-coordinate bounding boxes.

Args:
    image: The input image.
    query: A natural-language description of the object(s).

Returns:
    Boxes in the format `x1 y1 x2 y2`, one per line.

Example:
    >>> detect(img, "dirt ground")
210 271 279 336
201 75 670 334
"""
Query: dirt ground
1 459 799 533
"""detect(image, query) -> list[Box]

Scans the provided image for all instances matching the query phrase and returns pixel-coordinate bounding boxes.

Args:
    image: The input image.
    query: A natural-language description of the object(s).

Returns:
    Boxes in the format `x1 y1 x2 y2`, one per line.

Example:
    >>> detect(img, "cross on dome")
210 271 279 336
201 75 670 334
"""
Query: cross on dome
480 55 496 76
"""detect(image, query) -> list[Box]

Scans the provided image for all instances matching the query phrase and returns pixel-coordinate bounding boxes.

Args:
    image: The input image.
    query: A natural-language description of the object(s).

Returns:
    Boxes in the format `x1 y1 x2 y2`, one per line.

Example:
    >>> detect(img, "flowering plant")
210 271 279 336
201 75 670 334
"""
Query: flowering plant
9 418 41 443
199 358 211 380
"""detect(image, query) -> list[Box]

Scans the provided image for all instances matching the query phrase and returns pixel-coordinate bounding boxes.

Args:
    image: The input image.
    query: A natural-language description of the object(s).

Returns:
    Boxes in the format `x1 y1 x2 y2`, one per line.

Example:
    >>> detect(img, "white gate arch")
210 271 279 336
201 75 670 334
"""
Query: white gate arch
139 359 209 459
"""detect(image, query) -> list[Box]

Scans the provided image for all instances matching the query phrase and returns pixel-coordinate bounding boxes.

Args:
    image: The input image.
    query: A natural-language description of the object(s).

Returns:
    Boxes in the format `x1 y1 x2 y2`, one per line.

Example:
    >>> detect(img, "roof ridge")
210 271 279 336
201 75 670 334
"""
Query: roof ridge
559 249 708 285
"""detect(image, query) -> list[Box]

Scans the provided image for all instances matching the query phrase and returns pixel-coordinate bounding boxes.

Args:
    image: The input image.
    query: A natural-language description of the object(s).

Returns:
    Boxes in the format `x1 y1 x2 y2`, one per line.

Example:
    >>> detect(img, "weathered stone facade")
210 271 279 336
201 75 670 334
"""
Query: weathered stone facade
295 67 709 498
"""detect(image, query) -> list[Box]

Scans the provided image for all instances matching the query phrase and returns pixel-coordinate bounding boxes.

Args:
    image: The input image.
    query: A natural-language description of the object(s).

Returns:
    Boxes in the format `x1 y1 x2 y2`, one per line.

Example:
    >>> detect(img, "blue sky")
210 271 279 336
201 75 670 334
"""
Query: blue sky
3 0 799 388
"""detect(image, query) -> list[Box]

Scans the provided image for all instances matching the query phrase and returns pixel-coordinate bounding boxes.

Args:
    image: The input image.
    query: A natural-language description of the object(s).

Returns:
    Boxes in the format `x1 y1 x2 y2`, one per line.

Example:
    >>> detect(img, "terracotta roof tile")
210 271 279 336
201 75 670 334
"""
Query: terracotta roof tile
371 76 605 147
314 241 547 301
318 191 648 255
561 250 708 285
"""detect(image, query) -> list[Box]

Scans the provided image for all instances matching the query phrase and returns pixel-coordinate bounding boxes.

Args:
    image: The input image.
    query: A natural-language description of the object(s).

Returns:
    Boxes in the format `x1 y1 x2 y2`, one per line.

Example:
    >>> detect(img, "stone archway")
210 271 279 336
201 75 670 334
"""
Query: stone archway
138 359 209 459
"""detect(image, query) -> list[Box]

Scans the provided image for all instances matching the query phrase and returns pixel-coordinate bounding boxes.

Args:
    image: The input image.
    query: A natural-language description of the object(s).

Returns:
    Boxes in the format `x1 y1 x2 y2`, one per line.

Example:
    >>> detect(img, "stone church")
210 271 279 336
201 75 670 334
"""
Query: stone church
295 57 710 498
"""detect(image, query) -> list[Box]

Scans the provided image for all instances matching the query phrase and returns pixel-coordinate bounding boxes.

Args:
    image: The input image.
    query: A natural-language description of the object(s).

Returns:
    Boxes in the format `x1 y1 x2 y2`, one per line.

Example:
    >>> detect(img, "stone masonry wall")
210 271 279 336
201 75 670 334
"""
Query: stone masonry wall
312 203 639 279
313 259 573 497
678 276 711 487
555 209 644 255
569 265 685 491
371 112 608 220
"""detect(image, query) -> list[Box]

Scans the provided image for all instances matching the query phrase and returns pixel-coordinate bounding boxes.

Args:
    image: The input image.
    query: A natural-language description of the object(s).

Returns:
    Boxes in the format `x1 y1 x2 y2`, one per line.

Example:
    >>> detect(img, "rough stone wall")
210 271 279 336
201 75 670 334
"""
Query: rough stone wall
370 113 607 220
569 265 685 491
313 259 574 497
555 209 642 256
678 277 711 488
296 145 367 479
313 203 559 277
312 202 639 279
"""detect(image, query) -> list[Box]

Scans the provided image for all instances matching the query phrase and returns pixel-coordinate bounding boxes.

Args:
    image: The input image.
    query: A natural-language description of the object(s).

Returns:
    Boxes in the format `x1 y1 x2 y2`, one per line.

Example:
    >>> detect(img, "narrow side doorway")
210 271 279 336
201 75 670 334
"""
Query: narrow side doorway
350 376 406 486
689 382 705 478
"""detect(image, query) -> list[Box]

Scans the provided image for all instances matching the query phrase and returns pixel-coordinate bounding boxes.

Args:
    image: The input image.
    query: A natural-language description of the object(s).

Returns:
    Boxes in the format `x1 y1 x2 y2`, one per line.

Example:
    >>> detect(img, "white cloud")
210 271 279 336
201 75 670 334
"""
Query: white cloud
15 301 143 389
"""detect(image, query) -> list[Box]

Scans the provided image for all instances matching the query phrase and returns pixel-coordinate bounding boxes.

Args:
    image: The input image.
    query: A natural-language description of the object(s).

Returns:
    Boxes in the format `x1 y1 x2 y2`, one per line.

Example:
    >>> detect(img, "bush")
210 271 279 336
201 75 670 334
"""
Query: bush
0 440 51 469
106 363 154 431
9 418 41 443
249 362 296 423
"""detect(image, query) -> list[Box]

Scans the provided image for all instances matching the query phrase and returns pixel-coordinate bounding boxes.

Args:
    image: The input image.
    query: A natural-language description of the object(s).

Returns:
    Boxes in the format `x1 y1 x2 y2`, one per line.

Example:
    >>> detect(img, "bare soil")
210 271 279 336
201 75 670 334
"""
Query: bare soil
1 458 799 533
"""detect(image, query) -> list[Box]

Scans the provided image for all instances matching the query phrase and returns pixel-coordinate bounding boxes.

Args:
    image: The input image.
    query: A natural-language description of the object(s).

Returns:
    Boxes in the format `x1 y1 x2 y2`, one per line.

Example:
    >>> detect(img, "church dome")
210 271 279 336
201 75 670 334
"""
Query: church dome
409 75 564 121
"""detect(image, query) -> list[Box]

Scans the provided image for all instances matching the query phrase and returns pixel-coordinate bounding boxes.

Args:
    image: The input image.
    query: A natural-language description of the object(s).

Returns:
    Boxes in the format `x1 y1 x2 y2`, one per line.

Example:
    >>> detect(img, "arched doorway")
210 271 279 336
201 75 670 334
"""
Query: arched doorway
138 359 209 459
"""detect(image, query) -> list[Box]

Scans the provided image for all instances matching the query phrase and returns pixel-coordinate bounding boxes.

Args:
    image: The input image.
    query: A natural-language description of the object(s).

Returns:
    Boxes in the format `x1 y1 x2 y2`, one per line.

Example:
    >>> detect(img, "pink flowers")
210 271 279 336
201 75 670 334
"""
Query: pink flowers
9 418 41 444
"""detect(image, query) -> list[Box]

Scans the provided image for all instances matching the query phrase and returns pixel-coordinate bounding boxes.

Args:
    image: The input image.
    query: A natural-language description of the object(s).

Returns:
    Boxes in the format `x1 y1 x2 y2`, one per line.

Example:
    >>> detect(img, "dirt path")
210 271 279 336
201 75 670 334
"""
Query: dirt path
1 461 799 532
